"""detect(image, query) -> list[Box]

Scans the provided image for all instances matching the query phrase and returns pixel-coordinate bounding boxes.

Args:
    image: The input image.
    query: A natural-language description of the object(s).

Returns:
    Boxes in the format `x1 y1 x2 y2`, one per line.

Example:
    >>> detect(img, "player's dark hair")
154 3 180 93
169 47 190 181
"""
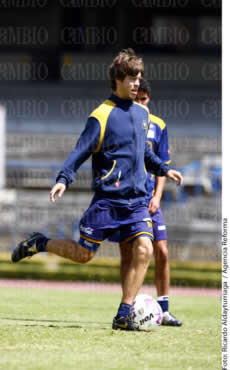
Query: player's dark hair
109 48 144 91
138 78 151 97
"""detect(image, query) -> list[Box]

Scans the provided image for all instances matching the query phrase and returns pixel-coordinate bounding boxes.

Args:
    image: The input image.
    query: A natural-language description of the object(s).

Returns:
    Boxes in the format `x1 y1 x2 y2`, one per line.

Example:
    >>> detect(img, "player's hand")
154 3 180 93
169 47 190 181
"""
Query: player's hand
166 169 183 186
148 197 160 214
50 183 66 203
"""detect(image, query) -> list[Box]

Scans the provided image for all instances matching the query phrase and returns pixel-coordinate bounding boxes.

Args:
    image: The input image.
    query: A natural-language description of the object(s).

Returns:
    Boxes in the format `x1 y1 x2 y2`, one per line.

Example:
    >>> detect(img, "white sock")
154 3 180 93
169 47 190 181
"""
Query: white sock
157 296 169 313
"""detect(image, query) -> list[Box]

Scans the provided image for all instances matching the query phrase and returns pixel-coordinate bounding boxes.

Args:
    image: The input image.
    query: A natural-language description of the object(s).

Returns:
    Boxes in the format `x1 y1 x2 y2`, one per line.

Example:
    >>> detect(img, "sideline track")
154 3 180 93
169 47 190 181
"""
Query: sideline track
0 279 220 297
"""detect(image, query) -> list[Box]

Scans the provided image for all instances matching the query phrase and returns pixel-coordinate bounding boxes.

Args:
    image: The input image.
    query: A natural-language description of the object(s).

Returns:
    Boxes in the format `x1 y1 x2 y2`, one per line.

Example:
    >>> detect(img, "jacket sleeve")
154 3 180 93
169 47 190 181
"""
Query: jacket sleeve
157 126 171 164
56 117 101 187
144 140 170 176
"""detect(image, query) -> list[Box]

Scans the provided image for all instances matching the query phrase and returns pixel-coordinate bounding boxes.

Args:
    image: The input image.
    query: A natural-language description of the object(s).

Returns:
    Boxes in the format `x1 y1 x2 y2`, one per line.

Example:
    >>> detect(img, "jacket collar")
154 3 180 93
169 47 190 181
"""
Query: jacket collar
109 93 133 106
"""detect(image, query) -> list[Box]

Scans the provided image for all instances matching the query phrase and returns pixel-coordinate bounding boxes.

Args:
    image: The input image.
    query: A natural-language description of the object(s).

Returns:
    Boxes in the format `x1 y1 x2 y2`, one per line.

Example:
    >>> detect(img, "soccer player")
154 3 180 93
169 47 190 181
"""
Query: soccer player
11 49 183 331
119 78 182 326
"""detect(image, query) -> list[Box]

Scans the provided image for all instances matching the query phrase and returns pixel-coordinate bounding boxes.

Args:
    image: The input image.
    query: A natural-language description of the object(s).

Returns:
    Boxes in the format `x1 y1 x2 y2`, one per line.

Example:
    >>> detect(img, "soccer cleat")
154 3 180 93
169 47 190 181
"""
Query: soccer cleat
112 315 137 331
11 232 45 263
162 312 182 327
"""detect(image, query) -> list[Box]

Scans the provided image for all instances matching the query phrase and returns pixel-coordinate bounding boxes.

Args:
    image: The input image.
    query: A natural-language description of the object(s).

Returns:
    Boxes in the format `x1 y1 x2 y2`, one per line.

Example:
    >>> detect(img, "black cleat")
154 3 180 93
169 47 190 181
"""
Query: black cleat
112 315 137 331
11 232 45 263
162 312 182 327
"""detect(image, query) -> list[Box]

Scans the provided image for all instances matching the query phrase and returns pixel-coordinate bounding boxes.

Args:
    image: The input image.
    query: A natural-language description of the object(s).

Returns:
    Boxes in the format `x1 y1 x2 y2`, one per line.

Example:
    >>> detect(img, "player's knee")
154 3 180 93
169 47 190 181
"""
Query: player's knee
154 241 168 264
79 250 95 264
133 237 153 263
71 241 95 263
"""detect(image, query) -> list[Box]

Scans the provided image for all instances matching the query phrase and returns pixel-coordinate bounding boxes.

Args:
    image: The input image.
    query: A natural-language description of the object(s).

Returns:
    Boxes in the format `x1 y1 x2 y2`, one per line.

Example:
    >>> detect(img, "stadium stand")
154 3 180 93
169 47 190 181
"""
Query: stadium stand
1 130 221 261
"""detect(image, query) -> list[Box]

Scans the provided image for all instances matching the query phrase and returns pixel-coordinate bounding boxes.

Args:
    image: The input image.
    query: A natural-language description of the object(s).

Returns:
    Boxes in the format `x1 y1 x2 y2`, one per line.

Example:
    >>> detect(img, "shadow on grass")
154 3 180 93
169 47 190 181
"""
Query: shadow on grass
0 317 110 329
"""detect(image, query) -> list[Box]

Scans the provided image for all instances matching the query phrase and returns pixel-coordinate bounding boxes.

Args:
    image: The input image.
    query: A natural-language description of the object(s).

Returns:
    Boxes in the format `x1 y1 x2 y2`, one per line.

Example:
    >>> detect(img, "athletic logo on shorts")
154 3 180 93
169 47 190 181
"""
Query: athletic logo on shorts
147 221 152 229
143 218 152 229
80 225 94 235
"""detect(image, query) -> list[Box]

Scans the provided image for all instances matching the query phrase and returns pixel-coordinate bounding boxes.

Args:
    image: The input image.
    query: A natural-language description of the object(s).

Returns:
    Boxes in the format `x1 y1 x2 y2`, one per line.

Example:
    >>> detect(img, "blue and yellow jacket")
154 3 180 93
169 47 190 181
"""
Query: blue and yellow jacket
56 94 170 203
146 113 171 203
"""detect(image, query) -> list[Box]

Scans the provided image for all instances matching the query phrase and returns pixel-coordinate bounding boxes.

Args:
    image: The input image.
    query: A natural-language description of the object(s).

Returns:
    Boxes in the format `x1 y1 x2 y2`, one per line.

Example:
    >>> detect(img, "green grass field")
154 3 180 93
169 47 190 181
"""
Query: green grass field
0 286 221 370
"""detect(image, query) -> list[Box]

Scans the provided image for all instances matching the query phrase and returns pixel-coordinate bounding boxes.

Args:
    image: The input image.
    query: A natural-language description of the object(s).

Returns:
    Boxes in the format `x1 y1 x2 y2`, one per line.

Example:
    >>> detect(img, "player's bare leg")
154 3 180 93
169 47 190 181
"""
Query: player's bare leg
119 240 132 290
119 238 182 326
11 232 95 264
119 239 169 296
153 240 169 296
46 239 95 263
154 239 182 326
113 236 153 330
121 236 153 304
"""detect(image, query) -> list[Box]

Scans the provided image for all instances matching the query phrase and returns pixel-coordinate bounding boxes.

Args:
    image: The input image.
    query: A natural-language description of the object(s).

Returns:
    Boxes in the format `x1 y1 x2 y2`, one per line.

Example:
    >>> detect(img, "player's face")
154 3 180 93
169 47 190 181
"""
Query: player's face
116 72 142 100
135 91 150 106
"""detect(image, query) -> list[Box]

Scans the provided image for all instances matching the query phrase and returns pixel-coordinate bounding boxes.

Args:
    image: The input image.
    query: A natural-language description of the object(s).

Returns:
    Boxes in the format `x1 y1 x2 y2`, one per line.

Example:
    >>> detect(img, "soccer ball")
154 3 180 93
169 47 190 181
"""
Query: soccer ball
130 294 163 331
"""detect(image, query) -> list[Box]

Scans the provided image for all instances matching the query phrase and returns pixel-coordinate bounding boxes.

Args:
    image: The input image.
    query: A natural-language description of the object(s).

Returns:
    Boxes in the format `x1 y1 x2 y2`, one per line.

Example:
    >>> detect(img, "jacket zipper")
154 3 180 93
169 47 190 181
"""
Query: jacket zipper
129 109 136 192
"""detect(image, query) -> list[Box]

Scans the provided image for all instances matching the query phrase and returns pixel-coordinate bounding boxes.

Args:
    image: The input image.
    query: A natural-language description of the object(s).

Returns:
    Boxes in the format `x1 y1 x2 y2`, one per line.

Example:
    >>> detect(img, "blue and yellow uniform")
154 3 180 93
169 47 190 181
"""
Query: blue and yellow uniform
146 113 171 241
56 94 170 251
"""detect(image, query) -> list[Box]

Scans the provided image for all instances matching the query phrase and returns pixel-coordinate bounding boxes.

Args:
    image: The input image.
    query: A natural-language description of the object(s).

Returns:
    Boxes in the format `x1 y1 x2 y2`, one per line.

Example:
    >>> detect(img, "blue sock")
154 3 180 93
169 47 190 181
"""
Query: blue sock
157 296 169 313
116 303 131 319
36 236 50 252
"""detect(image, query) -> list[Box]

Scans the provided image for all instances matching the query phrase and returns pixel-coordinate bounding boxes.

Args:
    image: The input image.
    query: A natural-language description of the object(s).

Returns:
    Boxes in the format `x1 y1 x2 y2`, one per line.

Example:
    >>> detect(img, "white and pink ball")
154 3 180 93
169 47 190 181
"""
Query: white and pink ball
130 294 163 331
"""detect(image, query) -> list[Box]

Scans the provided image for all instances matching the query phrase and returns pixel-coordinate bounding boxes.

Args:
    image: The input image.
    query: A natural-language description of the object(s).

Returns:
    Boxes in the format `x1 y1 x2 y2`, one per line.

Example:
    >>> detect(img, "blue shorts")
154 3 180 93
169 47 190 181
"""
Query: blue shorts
108 207 167 243
151 207 167 241
78 196 153 252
